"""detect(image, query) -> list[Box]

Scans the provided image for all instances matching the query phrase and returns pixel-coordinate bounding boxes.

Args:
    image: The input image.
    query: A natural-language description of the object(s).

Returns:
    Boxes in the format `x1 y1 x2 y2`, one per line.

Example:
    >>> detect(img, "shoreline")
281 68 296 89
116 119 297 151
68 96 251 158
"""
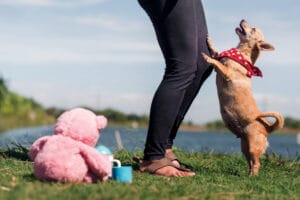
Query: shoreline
1 122 300 135
179 125 300 134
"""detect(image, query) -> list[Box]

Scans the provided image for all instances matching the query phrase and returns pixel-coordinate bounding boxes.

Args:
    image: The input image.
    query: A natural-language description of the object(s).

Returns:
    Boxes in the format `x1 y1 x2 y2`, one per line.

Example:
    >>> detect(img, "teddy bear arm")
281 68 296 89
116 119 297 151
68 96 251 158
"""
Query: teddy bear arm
28 136 51 161
79 146 112 181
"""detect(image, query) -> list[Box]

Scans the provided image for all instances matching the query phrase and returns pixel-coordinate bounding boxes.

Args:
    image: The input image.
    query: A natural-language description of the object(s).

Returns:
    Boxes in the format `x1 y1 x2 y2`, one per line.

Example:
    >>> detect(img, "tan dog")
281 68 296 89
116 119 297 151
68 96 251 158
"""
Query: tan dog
202 20 284 176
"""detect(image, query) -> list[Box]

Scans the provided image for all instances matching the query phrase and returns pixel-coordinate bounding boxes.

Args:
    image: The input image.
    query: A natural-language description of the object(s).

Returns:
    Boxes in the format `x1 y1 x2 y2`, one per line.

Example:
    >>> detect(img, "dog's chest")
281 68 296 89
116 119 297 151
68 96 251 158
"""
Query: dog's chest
215 66 255 134
216 73 252 98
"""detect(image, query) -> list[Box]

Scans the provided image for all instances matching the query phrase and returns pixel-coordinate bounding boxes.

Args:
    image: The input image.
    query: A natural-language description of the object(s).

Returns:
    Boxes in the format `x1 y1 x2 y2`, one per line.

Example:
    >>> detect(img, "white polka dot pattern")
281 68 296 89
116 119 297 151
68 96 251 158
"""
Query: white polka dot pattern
217 48 263 78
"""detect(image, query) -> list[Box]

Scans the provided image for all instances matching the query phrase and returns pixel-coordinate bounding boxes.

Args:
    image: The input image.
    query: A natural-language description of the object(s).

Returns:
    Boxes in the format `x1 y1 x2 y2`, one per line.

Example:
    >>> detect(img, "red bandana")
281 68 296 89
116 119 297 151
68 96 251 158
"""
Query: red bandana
217 48 263 78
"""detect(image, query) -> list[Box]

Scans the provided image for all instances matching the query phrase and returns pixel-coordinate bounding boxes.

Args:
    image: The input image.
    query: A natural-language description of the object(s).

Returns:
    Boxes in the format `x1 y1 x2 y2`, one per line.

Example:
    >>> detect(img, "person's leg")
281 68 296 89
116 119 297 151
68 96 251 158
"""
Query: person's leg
138 0 199 161
166 0 213 149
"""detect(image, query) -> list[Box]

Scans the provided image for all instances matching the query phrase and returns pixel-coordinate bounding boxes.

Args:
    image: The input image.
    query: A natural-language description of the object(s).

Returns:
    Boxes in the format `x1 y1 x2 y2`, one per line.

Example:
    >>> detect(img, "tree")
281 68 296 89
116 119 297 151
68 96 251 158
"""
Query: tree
205 120 225 129
284 117 300 129
0 76 8 105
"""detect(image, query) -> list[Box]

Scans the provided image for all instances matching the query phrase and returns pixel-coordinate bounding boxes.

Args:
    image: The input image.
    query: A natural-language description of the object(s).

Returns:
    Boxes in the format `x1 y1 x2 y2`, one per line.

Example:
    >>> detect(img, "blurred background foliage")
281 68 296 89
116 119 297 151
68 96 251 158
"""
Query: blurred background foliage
0 76 54 132
1 74 300 133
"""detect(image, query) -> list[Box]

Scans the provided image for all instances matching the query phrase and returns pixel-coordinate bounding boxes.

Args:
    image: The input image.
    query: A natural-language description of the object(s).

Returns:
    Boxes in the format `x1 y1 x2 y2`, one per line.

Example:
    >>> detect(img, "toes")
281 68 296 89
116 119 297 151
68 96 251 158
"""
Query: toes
175 168 195 177
155 166 195 177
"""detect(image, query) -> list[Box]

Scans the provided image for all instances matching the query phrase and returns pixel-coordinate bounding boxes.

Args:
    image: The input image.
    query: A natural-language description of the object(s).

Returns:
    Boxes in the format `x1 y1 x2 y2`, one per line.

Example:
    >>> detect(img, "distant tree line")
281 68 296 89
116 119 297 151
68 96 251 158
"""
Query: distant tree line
205 117 300 130
205 120 226 130
45 107 149 127
284 117 300 129
0 76 8 105
0 76 54 132
2 74 300 132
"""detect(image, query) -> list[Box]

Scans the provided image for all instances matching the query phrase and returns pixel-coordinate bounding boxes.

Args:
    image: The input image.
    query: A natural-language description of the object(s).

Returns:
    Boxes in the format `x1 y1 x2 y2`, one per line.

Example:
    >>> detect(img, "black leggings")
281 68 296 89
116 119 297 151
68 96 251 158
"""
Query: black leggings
138 0 213 160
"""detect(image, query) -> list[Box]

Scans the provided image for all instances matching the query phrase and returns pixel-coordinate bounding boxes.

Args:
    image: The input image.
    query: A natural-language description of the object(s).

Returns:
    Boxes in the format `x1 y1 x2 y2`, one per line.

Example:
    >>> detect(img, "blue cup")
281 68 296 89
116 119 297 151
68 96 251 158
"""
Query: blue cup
112 165 132 183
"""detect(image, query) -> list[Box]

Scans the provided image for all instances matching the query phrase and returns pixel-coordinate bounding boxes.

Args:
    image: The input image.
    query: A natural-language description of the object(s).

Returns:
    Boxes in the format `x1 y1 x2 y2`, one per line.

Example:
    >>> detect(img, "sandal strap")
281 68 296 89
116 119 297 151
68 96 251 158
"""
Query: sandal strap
165 152 177 160
165 152 194 172
146 157 175 173
133 156 193 174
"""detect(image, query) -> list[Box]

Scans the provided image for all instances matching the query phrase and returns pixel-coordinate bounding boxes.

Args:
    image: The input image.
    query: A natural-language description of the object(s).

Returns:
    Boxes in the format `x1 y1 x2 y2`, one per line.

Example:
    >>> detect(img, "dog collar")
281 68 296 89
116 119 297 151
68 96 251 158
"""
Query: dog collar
217 48 263 78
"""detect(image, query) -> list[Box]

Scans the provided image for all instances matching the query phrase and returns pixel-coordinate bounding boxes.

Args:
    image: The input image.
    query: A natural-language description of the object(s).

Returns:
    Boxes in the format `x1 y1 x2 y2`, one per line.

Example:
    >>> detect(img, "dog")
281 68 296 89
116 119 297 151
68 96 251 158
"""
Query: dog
202 20 284 176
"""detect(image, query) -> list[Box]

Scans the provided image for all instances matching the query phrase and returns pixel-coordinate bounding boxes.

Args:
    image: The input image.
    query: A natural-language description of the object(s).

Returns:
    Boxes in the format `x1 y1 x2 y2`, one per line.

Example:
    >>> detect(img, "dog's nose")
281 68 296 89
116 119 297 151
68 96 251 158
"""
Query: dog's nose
241 19 246 24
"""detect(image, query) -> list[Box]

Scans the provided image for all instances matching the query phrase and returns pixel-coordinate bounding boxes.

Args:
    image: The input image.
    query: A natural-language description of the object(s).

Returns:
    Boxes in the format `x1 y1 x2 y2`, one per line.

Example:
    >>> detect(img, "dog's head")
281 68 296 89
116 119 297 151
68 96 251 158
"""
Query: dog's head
236 20 274 63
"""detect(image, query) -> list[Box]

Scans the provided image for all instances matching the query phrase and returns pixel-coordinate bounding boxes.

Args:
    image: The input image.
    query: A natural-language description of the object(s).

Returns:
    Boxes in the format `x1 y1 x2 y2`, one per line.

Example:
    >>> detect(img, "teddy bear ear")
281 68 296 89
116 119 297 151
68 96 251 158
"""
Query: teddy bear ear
96 115 108 129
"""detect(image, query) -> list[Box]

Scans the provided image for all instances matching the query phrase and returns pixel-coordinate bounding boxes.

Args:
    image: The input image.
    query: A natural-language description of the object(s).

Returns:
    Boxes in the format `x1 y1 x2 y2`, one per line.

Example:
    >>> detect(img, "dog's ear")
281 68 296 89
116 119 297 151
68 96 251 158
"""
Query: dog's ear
258 41 275 51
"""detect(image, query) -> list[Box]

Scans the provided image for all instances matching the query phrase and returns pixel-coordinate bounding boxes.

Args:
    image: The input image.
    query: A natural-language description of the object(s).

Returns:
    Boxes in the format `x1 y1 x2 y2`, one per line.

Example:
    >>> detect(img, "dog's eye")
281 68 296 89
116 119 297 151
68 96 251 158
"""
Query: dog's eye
252 28 256 32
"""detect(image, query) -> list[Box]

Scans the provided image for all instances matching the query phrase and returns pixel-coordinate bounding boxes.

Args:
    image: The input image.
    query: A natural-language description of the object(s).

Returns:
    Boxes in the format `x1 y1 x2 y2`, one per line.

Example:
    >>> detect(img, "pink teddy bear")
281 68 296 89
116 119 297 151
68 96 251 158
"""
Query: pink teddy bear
29 108 112 183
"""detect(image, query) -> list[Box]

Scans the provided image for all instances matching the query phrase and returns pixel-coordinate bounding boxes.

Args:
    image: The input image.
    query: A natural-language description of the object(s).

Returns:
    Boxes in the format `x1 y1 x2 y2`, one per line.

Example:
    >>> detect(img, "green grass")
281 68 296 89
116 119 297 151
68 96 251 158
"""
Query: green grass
0 148 299 200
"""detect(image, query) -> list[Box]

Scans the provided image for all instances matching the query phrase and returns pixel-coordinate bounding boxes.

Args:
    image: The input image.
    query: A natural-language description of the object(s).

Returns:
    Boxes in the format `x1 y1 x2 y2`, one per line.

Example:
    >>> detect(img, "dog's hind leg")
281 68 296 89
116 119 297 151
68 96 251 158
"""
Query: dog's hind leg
248 151 261 176
241 138 251 173
243 124 268 176
241 137 261 176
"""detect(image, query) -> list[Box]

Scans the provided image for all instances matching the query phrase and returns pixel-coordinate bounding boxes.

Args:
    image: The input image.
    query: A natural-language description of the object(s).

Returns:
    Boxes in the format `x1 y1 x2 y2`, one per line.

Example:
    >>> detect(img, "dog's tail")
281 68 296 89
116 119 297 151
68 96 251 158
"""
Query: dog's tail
257 112 284 133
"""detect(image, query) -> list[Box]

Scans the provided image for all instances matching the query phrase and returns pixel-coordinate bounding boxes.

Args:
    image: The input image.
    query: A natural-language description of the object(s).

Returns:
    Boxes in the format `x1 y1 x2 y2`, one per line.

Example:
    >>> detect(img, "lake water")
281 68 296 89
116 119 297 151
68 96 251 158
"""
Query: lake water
0 125 299 159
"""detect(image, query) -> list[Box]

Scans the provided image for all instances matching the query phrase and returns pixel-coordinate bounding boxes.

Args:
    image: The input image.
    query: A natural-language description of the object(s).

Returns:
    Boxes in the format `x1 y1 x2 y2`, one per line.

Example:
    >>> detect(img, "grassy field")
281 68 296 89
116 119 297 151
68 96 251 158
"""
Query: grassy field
0 147 299 200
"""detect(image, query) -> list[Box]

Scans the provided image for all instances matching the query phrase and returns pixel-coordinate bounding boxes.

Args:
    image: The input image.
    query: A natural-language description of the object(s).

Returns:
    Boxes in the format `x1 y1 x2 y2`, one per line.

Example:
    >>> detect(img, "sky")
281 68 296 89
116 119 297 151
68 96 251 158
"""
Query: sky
0 0 299 124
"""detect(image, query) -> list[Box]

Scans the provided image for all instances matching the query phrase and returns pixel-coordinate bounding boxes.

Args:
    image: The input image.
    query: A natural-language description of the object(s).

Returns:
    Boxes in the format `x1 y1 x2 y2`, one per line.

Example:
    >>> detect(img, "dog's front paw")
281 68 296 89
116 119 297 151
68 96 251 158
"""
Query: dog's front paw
206 36 213 47
206 36 218 58
201 52 213 64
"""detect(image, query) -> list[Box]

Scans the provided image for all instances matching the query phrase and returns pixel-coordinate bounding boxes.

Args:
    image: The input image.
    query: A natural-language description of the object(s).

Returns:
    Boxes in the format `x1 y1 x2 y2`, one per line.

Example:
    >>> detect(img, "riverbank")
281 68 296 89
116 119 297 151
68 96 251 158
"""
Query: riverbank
108 122 300 135
1 123 299 136
1 126 299 160
0 148 299 200
179 125 300 134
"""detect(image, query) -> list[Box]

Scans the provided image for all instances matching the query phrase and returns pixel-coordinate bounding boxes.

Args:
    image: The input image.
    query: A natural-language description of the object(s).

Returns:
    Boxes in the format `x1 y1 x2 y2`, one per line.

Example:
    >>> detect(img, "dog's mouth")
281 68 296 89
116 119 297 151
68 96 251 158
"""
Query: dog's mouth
235 20 246 36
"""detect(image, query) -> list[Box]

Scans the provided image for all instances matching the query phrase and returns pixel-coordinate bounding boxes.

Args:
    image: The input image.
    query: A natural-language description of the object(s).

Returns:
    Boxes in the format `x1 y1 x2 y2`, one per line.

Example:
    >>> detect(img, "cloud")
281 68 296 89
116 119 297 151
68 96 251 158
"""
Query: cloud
0 0 50 6
0 40 161 65
74 14 146 33
0 9 159 65
0 0 109 7
253 93 300 118
1 0 299 125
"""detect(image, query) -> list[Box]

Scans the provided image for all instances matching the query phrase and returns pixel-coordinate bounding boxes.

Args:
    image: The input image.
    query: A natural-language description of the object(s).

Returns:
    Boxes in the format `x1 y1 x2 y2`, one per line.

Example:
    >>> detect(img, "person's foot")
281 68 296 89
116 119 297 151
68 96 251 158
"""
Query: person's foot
139 159 195 177
133 149 195 177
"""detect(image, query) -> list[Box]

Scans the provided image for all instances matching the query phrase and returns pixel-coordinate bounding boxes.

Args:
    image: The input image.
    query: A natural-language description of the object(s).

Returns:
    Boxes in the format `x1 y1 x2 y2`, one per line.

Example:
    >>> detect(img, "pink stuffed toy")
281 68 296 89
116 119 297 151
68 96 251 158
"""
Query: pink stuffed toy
29 108 112 183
